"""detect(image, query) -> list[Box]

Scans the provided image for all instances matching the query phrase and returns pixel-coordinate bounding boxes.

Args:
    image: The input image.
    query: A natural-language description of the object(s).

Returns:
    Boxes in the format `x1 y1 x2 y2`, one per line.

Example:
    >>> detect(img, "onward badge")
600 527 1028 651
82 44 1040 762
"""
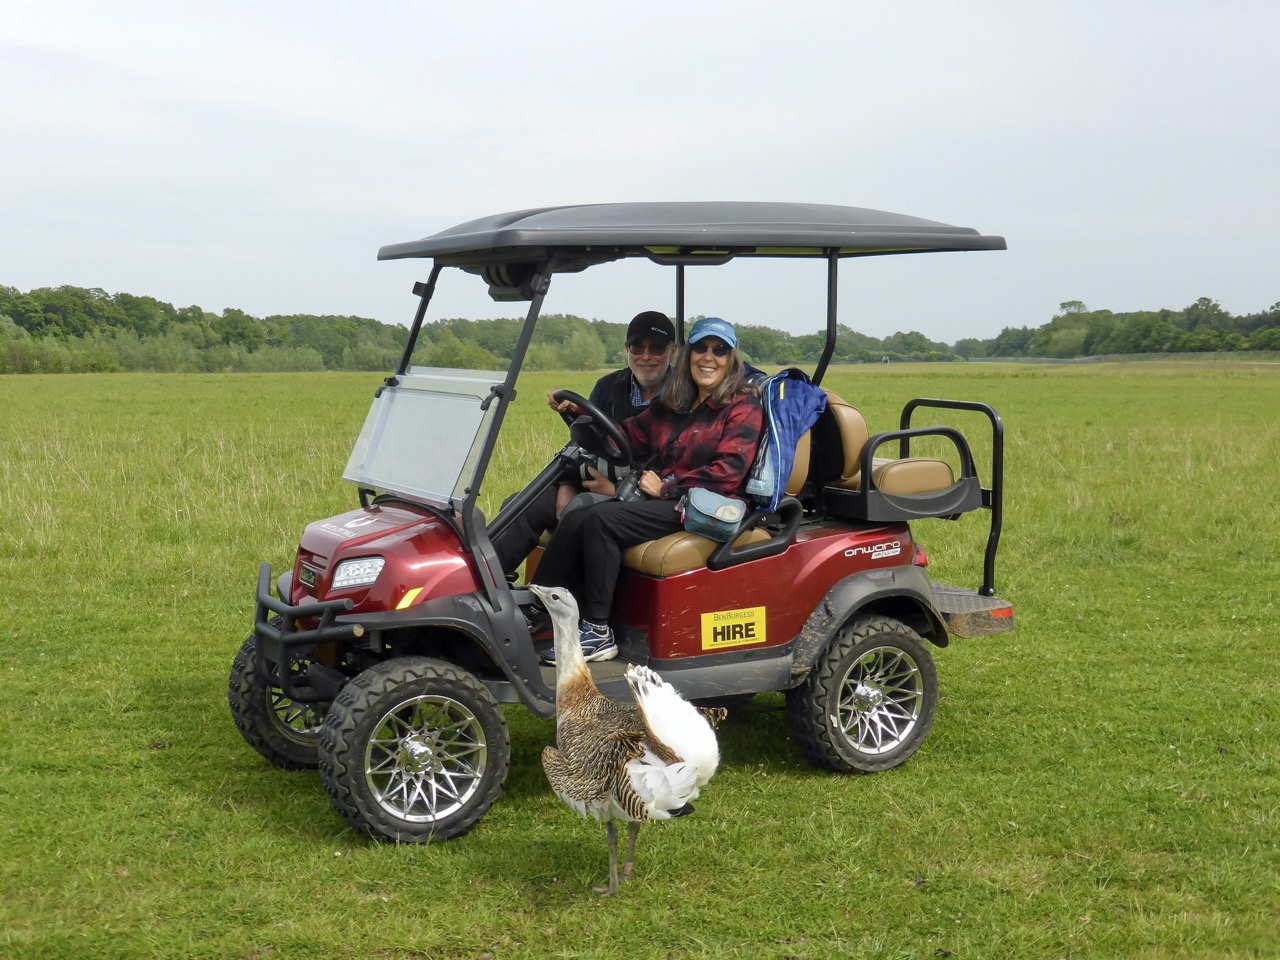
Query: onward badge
844 539 902 560
700 606 767 651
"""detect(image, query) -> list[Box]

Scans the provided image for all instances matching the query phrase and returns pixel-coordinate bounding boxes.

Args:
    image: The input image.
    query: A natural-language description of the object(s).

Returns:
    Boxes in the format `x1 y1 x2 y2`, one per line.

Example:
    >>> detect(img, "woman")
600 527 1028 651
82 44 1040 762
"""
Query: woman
531 316 763 663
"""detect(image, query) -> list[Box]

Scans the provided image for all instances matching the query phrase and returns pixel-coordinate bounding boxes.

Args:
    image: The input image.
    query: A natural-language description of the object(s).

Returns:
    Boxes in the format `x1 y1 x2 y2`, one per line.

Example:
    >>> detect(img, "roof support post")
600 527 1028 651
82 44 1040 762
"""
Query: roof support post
395 262 443 376
675 264 686 341
460 259 557 614
812 249 839 386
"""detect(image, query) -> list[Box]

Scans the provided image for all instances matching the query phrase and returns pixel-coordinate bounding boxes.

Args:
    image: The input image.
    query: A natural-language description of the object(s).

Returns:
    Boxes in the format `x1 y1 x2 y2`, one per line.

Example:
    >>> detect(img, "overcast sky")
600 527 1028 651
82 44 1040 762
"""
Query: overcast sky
3 0 1277 343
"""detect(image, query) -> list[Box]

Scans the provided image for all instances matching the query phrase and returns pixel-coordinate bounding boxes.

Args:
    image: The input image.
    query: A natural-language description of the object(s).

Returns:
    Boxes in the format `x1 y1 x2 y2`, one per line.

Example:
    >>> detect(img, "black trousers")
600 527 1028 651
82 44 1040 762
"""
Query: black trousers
530 497 683 622
491 485 559 575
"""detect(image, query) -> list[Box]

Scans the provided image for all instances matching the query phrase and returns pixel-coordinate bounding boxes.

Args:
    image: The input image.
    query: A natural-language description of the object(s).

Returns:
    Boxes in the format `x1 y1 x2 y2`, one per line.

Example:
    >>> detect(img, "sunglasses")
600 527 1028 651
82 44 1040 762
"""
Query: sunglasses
690 340 731 358
626 339 671 357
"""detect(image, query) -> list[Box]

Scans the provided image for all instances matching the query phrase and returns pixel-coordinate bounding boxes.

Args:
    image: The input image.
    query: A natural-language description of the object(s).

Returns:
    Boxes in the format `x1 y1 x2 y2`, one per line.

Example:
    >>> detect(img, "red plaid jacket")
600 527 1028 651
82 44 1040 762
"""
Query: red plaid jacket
620 392 764 500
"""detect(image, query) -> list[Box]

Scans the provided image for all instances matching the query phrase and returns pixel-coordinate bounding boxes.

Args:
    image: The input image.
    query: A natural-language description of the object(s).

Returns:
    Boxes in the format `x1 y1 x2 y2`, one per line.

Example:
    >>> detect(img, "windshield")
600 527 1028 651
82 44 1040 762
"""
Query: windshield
342 366 507 508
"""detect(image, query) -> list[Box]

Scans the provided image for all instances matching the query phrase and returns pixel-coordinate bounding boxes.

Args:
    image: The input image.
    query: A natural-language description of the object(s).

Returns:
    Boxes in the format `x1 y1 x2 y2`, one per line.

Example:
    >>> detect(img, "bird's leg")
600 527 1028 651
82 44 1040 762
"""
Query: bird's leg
621 821 640 881
593 821 620 896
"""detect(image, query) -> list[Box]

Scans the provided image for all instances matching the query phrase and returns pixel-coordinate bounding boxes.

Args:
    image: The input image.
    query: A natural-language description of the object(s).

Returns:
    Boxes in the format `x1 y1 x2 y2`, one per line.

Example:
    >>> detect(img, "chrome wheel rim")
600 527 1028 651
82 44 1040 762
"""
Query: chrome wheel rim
364 694 488 823
833 644 924 755
268 686 325 744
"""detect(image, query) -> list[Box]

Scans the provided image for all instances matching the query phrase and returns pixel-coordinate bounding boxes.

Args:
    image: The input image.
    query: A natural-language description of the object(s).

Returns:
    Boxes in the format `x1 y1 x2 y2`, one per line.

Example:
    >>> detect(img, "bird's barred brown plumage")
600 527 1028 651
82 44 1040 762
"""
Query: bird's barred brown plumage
530 583 722 895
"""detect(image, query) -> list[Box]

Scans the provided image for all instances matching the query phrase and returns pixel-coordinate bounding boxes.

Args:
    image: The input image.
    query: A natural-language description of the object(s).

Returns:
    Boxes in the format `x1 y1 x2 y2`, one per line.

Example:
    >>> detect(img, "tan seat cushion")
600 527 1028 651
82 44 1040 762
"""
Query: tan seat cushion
623 527 772 577
830 457 956 495
821 390 955 495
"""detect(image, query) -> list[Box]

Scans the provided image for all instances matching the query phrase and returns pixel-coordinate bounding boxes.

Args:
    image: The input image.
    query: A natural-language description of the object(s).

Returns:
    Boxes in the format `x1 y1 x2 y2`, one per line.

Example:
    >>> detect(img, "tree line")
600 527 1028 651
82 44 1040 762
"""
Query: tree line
2 284 1277 375
963 298 1280 359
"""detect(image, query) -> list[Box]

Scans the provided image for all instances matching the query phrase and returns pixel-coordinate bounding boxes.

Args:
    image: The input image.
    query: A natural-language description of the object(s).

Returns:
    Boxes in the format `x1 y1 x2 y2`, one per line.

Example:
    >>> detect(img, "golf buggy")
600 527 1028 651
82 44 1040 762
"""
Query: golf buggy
228 201 1014 842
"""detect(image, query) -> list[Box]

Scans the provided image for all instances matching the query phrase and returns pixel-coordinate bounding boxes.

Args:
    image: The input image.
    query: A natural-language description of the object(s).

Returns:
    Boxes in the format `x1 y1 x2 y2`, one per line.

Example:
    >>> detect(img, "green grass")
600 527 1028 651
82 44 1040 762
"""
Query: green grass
2 365 1277 959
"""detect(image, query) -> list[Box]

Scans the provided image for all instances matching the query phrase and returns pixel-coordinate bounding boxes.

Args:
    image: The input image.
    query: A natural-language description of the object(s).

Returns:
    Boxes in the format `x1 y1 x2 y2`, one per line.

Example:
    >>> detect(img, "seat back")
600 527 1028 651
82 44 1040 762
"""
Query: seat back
811 393 870 488
786 431 811 496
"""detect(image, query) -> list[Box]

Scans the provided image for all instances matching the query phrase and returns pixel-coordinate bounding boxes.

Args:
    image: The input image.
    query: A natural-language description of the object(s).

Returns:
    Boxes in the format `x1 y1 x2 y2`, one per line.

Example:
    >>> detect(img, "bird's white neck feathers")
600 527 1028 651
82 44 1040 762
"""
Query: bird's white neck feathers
528 585 591 698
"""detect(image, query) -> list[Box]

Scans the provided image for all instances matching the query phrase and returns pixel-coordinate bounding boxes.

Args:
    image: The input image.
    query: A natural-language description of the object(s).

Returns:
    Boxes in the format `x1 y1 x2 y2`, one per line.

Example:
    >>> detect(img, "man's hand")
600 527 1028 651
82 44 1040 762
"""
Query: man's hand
547 390 577 414
581 466 616 497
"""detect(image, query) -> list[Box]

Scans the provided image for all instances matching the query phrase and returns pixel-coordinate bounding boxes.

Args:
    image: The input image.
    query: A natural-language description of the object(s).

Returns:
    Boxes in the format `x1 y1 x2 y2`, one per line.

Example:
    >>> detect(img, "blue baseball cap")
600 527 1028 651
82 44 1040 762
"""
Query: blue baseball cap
686 316 737 350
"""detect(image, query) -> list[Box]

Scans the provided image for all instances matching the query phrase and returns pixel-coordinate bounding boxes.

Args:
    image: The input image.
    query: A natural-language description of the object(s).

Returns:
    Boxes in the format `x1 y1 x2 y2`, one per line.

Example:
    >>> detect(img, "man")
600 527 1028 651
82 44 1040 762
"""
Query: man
492 310 677 575
583 310 676 424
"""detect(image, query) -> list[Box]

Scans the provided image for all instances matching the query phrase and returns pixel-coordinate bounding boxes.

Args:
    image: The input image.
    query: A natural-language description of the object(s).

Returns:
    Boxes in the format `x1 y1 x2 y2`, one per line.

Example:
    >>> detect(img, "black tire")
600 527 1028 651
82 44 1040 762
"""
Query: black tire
318 657 510 843
786 616 938 773
228 632 328 770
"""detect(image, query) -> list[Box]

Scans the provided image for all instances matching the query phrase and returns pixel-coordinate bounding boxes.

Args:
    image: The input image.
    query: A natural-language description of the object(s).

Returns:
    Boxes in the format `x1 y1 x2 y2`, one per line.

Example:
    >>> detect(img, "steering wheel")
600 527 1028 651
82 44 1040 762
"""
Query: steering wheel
551 389 632 466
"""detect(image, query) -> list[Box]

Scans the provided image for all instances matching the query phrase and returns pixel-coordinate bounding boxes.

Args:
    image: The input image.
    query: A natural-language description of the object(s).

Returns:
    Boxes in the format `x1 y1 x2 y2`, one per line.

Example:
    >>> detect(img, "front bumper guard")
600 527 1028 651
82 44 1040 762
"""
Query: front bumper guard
252 562 363 703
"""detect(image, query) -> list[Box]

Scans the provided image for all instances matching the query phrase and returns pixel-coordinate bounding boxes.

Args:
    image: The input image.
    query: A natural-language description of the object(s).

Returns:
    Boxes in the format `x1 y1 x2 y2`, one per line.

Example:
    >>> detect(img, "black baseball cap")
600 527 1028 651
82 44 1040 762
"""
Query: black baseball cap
625 311 675 346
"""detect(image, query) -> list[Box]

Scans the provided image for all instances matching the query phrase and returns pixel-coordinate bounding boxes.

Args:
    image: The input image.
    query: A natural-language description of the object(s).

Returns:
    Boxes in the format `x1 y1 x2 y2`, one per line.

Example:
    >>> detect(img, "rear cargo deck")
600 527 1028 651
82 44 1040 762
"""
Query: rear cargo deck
930 581 1015 638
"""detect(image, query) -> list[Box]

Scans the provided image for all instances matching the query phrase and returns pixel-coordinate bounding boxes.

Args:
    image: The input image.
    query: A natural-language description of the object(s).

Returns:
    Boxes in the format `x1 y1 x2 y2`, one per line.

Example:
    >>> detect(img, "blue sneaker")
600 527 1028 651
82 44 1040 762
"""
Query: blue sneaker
579 620 618 662
539 620 618 664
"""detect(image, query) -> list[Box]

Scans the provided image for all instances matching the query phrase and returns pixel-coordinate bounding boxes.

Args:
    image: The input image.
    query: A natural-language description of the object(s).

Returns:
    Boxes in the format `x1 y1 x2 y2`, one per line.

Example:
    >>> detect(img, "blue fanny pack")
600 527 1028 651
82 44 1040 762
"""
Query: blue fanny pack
679 488 747 542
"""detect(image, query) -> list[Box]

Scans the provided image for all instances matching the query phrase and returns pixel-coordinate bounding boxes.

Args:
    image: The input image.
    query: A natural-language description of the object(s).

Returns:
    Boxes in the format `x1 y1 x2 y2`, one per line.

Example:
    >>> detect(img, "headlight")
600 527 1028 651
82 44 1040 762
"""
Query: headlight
331 557 385 590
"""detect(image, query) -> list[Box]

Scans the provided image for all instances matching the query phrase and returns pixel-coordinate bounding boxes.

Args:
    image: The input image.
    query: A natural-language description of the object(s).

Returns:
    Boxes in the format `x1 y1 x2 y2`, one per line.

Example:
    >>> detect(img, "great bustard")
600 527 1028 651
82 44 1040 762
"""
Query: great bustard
528 583 723 896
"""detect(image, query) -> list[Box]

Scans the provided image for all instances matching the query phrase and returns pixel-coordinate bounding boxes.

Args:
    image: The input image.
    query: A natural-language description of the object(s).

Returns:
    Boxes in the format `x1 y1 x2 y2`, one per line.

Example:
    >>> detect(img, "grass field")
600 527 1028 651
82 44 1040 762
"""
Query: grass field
1 364 1277 959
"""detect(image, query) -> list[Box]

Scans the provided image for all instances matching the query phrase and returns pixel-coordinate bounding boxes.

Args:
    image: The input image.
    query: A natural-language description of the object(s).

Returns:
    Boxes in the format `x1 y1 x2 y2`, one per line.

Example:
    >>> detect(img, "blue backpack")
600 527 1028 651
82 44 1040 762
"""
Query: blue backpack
746 368 827 510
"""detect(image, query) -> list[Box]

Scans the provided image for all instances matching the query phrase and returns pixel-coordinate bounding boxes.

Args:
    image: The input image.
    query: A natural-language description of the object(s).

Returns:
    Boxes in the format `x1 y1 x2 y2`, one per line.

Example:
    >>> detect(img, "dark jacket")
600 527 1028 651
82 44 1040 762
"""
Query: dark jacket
587 368 653 422
620 392 764 500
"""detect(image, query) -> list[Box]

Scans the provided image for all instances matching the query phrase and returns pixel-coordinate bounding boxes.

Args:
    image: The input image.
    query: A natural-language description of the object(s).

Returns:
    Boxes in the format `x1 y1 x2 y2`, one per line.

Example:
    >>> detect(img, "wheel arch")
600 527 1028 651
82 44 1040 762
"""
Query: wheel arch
340 591 554 714
384 622 504 676
789 565 948 685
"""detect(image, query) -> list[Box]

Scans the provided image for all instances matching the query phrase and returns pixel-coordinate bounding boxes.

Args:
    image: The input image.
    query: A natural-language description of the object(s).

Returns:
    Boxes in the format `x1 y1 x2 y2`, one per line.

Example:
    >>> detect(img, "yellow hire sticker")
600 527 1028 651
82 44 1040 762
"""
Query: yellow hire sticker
700 606 767 650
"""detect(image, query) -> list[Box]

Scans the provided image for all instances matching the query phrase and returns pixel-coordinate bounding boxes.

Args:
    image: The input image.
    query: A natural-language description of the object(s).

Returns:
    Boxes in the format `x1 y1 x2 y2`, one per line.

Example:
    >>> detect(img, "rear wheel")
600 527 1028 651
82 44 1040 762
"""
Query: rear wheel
786 616 937 773
318 657 510 843
228 631 328 770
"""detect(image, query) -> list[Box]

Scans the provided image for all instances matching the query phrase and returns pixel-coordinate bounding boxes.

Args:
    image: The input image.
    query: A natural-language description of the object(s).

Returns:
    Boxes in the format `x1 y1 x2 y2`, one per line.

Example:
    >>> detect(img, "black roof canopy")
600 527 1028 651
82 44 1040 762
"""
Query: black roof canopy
382 200 1007 390
378 201 1006 269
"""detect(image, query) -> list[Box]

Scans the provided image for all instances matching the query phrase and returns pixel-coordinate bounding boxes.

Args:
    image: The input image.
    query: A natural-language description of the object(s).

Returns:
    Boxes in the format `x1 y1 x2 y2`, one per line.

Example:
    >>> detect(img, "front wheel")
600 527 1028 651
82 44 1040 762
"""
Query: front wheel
318 657 510 843
786 616 938 773
228 632 328 770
